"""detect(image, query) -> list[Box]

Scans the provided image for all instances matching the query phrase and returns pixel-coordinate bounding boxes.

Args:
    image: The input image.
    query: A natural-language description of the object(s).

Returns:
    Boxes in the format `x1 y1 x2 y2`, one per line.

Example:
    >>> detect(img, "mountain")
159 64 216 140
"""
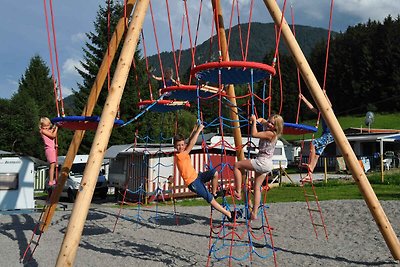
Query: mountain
147 22 336 75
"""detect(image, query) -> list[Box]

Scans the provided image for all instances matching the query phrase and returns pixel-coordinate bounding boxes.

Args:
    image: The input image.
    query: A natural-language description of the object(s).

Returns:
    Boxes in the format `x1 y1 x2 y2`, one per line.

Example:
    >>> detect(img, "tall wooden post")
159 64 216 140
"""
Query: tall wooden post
262 0 400 260
55 1 149 266
40 0 137 232
211 0 245 162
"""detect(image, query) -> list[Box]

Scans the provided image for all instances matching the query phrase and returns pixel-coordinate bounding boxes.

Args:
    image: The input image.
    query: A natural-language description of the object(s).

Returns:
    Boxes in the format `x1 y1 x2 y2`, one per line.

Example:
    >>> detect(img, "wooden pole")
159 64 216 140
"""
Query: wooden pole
55 1 149 266
262 0 400 260
380 140 384 182
39 0 137 232
324 158 327 183
211 0 245 162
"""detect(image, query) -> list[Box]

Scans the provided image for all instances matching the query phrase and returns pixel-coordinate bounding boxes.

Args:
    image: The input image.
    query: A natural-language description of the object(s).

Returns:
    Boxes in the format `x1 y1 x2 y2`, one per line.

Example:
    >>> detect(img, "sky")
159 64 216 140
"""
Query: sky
0 0 399 100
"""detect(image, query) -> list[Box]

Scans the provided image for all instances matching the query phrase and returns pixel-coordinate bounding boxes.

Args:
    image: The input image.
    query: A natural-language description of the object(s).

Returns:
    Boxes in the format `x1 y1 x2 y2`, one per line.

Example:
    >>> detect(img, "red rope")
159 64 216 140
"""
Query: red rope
183 0 195 69
276 53 283 114
317 0 335 128
183 0 200 86
148 0 166 90
140 30 154 101
244 0 255 61
43 0 59 117
208 8 216 62
226 0 236 60
235 0 245 60
323 0 335 92
291 4 302 124
178 14 185 74
165 0 180 81
213 3 223 61
272 0 288 67
48 0 65 116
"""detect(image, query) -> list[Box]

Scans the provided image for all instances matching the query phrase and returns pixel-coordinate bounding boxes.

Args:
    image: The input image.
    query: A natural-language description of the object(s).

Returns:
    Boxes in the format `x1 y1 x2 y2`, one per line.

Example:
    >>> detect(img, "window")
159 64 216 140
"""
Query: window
0 173 18 190
274 147 283 156
110 158 126 174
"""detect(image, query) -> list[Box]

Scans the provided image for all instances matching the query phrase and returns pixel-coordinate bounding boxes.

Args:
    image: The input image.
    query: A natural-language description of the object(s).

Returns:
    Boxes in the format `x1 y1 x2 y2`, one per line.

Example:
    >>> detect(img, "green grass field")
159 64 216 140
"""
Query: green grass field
172 169 400 206
35 169 400 206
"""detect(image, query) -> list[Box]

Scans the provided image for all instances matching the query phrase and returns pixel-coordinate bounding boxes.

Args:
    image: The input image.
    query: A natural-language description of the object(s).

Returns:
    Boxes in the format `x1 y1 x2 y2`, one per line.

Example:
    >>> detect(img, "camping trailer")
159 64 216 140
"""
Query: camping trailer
0 151 44 212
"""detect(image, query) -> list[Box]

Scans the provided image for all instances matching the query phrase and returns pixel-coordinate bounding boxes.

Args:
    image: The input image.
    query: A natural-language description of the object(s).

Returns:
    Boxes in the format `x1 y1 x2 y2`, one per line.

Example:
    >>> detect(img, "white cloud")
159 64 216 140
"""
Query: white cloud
60 85 73 98
335 0 400 24
71 32 87 43
0 77 18 99
63 58 84 76
7 77 18 87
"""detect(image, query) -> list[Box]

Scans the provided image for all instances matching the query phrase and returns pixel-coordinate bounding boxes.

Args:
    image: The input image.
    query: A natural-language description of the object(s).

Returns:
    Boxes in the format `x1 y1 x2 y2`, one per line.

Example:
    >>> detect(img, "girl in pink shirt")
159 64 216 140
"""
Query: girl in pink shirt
39 117 58 186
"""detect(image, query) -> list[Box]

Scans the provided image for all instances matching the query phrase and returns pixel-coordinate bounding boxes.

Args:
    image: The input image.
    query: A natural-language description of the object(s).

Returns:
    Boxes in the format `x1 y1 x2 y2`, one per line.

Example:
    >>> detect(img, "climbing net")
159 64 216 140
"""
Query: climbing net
190 62 277 266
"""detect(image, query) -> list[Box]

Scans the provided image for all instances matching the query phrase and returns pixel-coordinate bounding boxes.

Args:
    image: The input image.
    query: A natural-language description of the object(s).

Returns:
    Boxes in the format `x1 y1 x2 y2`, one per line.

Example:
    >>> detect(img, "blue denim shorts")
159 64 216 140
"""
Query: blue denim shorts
188 168 217 203
312 132 334 155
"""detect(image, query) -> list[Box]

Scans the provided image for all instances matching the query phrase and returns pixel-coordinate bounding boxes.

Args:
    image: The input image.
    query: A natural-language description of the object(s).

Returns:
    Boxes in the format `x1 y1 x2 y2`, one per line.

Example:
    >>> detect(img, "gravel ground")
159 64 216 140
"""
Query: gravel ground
0 199 399 266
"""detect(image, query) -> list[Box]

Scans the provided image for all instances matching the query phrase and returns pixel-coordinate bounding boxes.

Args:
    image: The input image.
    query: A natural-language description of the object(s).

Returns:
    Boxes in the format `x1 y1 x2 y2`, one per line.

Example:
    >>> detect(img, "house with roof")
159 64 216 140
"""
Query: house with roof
299 128 400 172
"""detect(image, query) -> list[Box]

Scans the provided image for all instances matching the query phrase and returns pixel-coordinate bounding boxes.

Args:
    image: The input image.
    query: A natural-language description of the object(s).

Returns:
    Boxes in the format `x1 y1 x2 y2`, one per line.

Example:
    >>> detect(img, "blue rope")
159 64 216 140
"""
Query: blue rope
121 93 167 127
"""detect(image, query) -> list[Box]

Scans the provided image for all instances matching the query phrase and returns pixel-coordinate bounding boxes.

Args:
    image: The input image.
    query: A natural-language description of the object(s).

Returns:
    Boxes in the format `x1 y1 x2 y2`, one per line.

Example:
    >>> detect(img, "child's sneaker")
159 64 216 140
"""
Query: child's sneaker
213 189 226 200
228 210 237 223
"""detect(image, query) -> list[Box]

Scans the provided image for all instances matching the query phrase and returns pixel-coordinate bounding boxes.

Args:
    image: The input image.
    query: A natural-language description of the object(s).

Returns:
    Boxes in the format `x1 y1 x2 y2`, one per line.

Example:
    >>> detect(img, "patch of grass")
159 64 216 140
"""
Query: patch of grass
34 191 48 198
34 176 399 208
174 179 400 206
367 169 400 185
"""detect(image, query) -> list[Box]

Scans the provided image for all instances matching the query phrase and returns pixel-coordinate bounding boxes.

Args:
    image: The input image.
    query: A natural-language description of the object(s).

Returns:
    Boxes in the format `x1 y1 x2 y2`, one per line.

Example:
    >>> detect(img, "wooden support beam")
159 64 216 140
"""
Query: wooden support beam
55 1 149 266
211 0 245 162
39 0 137 232
262 0 400 260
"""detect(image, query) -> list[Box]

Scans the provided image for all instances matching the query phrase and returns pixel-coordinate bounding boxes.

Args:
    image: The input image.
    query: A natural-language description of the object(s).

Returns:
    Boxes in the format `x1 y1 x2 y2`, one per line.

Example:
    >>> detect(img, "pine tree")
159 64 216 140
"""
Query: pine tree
72 1 190 150
3 54 69 159
18 55 56 117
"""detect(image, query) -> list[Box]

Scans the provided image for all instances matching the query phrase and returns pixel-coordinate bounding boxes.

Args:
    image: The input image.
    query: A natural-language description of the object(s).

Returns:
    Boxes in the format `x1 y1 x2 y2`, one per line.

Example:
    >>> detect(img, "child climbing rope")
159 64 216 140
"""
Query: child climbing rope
174 123 235 222
39 117 58 186
299 93 334 179
150 67 177 96
233 114 284 220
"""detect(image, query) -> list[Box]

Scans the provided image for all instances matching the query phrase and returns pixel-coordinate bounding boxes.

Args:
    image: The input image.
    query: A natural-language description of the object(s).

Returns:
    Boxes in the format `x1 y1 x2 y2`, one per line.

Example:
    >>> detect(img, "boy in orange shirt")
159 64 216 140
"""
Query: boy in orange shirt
174 123 235 222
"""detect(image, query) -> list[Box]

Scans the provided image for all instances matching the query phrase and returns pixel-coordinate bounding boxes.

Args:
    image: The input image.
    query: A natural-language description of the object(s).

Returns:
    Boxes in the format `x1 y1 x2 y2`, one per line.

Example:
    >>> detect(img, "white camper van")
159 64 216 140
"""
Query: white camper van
54 155 108 202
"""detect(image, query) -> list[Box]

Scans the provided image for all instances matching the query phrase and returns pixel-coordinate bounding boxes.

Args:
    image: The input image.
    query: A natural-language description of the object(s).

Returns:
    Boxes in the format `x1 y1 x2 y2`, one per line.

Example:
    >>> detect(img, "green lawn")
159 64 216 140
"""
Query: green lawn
174 183 400 207
35 170 400 207
174 171 400 206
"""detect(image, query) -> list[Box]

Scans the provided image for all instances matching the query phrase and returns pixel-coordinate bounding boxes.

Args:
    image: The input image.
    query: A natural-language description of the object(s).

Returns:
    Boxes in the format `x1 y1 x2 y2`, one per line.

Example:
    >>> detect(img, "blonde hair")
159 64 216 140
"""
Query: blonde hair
39 117 51 130
270 114 284 139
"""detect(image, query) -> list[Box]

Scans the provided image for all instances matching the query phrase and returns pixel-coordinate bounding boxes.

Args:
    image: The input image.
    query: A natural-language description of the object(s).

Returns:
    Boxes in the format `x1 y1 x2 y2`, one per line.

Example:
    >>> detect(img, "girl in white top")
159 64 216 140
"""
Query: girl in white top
233 114 284 220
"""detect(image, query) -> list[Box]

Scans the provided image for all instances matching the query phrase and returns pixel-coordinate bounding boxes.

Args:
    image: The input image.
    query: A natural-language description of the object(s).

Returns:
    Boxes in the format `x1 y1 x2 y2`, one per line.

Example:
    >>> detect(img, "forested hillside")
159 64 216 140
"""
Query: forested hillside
147 22 333 76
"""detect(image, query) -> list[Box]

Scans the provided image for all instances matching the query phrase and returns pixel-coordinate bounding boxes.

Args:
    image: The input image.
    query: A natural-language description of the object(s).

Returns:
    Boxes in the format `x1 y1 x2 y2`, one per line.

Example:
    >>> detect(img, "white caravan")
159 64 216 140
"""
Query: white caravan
55 155 109 202
0 152 40 212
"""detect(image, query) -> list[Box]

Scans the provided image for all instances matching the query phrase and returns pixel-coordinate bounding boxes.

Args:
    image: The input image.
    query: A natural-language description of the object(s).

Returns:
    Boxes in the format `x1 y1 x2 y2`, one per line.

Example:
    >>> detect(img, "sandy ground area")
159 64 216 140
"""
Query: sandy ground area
1 199 399 267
